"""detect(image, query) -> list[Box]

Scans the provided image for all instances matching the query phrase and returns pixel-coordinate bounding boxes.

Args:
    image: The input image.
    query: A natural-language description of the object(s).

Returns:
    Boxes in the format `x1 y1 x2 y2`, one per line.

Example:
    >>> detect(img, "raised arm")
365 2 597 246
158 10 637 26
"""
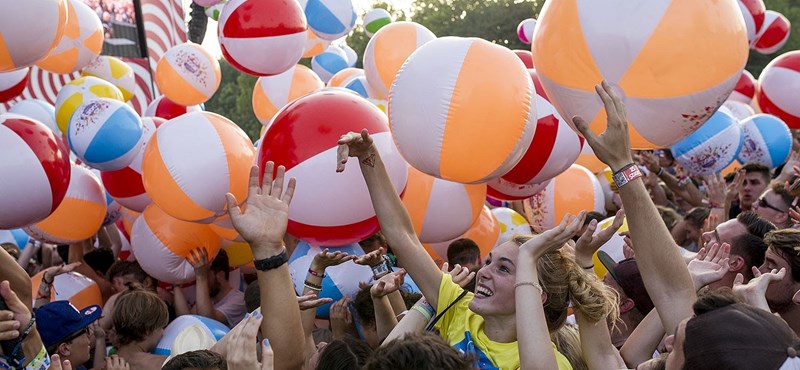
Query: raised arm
187 247 230 326
338 131 444 309
225 163 304 370
573 82 696 335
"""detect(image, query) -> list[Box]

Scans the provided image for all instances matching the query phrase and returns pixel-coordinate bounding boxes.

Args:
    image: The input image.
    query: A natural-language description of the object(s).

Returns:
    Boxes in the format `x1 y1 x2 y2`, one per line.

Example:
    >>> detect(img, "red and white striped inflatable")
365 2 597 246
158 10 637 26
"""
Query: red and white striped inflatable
752 10 791 55
730 70 757 104
0 68 30 103
144 95 202 120
737 0 766 44
756 51 800 129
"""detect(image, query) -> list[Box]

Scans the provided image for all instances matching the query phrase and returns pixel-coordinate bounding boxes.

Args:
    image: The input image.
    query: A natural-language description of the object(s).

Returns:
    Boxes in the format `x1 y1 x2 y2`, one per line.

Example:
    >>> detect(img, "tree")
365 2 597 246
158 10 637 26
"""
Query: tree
746 0 800 77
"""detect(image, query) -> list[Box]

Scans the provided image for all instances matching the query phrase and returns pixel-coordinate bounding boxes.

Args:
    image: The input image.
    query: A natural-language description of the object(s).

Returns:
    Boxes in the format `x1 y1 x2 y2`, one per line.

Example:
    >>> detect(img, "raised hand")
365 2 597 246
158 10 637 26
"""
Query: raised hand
639 151 660 174
726 170 745 203
622 235 635 259
49 354 72 370
297 293 332 311
733 267 786 312
790 206 800 226
575 209 625 268
226 163 296 258
329 297 352 339
702 173 727 206
0 281 30 344
520 212 587 261
336 129 377 172
311 249 355 271
188 247 210 276
370 269 407 298
353 247 385 267
441 262 476 288
226 312 265 370
572 81 632 171
687 242 731 290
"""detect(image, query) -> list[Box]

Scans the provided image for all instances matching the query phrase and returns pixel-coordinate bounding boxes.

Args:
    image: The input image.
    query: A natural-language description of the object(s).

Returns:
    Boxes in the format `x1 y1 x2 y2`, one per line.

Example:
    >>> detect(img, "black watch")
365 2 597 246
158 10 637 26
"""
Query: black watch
254 249 289 271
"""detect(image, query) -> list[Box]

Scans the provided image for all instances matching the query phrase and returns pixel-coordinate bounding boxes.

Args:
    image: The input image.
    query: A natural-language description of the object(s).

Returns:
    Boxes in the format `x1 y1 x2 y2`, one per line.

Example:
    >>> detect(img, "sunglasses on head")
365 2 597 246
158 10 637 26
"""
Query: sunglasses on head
757 197 788 214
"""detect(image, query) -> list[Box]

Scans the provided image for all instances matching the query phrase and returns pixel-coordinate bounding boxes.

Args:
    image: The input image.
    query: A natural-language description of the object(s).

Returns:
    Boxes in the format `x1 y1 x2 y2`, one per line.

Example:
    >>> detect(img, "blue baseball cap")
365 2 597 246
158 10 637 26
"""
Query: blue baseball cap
35 301 102 349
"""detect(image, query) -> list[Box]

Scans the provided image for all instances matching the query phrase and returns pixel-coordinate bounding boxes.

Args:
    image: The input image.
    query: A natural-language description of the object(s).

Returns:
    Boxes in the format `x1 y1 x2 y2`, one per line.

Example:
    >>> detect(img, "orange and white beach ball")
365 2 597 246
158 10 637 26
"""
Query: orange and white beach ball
82 56 137 102
142 112 255 223
533 0 749 149
55 76 124 133
422 206 499 266
390 37 535 184
155 43 220 106
31 271 102 309
303 30 331 58
363 21 436 99
327 68 363 88
0 0 67 72
36 0 103 74
528 164 604 231
252 65 323 126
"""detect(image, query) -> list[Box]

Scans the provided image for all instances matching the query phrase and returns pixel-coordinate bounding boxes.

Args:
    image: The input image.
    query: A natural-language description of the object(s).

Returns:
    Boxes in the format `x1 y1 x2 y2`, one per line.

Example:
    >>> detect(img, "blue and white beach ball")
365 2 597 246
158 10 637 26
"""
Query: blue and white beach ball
671 110 743 176
738 114 792 168
67 98 143 171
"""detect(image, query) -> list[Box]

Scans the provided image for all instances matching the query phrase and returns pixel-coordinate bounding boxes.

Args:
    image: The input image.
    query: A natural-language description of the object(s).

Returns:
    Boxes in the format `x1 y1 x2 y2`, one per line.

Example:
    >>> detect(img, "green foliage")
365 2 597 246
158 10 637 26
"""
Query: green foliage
746 0 800 77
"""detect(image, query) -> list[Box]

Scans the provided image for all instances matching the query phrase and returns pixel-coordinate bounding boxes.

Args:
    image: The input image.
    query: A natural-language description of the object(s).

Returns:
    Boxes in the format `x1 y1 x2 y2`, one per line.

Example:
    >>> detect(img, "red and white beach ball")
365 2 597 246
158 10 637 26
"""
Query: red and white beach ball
218 0 307 76
25 164 106 244
528 164 604 231
738 0 766 44
756 51 800 129
517 18 536 45
390 37 535 184
401 167 486 244
36 0 103 74
752 10 791 55
0 114 71 229
155 43 220 106
730 70 757 104
0 68 30 102
363 21 436 99
0 0 67 72
8 99 58 134
252 64 323 126
131 204 221 284
67 98 144 171
143 112 255 223
82 56 137 102
144 95 202 121
257 89 408 245
534 0 749 149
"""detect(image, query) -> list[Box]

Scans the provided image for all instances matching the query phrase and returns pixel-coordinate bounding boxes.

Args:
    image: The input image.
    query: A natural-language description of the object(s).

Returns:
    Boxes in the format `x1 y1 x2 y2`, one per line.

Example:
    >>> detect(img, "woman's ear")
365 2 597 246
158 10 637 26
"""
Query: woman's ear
540 290 548 305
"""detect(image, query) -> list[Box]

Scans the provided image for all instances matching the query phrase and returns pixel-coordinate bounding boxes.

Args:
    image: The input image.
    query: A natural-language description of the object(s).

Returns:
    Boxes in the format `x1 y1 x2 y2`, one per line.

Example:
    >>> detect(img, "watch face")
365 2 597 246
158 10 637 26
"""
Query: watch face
371 261 390 276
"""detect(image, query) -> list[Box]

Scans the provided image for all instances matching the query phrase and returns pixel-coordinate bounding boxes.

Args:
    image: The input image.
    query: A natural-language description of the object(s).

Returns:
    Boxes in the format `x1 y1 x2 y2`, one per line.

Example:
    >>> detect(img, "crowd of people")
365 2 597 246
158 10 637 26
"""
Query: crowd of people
2 83 800 369
83 0 137 40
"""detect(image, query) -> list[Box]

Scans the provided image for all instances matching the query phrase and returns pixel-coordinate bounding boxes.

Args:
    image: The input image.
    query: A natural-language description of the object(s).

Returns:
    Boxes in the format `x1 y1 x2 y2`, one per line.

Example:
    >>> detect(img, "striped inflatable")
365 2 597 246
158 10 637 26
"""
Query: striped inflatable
670 110 743 176
338 45 357 67
223 241 252 267
752 10 790 55
300 0 357 41
738 114 792 169
363 21 436 99
722 100 755 121
68 98 144 171
154 315 229 356
517 18 536 45
738 0 766 44
36 0 103 74
258 89 408 245
252 65 324 126
8 99 58 134
513 50 534 69
82 56 137 102
100 117 165 212
205 0 227 21
0 68 30 103
0 0 66 72
303 30 331 58
31 271 102 310
209 214 244 243
401 167 486 244
55 76 124 133
533 0 749 149
25 164 106 244
327 68 362 87
491 207 532 246
0 114 71 229
422 206 499 266
730 70 757 104
144 95 202 120
756 51 800 128
131 205 221 284
390 37 535 184
219 0 307 77
155 43 220 106
0 229 29 249
364 8 392 38
312 46 349 83
142 112 255 223
528 164 604 231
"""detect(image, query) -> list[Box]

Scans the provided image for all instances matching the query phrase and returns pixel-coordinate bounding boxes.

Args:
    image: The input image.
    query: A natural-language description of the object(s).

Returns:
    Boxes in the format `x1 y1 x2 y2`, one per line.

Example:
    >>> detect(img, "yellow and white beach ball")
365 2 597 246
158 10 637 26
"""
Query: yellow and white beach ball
55 76 124 133
36 0 103 74
491 207 532 246
155 43 221 106
533 0 749 149
82 56 137 102
363 21 435 99
0 0 67 72
389 37 535 184
252 65 323 126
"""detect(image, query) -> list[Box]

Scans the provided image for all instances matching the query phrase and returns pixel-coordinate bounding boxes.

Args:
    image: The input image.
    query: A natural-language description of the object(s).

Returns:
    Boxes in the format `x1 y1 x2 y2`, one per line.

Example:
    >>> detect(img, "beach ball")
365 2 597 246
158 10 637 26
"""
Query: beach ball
327 68 363 87
364 8 392 38
528 164 604 231
194 0 223 6
288 242 372 317
209 214 244 243
756 51 800 129
513 50 534 69
575 145 606 174
299 0 356 41
0 68 29 102
339 44 358 67
25 164 106 244
258 89 407 245
738 114 792 168
0 114 71 229
533 0 749 149
722 100 756 121
591 216 630 278
223 241 252 267
143 112 255 223
730 70 756 104
144 95 202 121
131 205 221 284
155 43 220 106
752 10 790 55
100 117 164 212
82 56 136 102
0 229 29 249
219 0 307 76
312 46 349 83
67 98 144 171
118 207 140 238
252 65 324 126
55 77 124 133
154 315 229 356
390 37 535 184
670 110 743 176
118 226 135 261
487 178 550 202
31 271 102 309
205 0 227 21
363 21 436 99
0 0 67 72
738 0 766 44
303 29 331 58
36 0 103 74
492 207 531 246
422 206 499 266
337 73 374 99
517 18 536 45
401 167 486 244
89 168 122 226
486 70 583 200
8 99 58 133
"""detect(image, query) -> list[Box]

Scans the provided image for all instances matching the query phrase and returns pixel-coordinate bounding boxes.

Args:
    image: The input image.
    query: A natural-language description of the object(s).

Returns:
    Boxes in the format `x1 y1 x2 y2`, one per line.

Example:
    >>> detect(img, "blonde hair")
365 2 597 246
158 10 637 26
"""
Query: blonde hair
551 324 588 370
512 235 620 332
112 283 169 347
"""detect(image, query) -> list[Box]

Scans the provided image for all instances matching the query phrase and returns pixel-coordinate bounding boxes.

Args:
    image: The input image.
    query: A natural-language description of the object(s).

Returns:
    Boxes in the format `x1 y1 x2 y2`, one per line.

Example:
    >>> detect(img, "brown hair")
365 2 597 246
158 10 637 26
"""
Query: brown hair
363 332 473 370
732 211 775 278
317 337 373 370
551 324 588 370
654 206 680 230
112 284 169 347
161 350 226 370
764 229 800 282
512 235 619 332
770 180 795 209
684 207 710 229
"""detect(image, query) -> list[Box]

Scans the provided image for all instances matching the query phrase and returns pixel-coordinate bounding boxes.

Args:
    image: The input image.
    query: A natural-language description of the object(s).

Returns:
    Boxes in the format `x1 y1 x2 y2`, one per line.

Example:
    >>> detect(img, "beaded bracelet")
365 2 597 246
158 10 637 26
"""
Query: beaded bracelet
514 281 543 294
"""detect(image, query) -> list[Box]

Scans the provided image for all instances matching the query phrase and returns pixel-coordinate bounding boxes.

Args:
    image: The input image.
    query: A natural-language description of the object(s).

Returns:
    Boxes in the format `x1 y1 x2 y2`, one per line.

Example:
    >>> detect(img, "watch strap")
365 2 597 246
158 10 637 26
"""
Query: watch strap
254 249 288 271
